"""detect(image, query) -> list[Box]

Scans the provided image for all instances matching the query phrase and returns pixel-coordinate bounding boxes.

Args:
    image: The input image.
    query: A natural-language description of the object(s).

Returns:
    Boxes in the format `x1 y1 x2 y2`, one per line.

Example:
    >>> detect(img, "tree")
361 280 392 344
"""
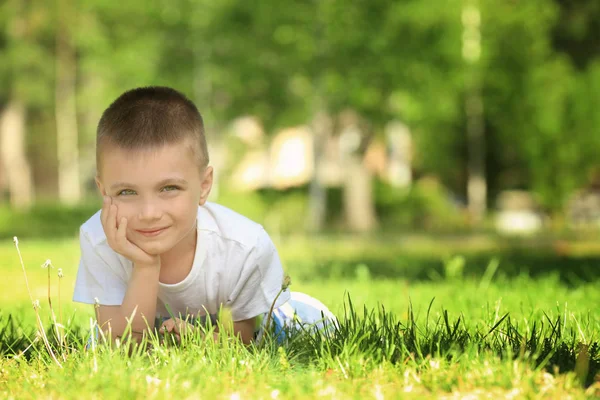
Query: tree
0 0 54 208
55 0 80 204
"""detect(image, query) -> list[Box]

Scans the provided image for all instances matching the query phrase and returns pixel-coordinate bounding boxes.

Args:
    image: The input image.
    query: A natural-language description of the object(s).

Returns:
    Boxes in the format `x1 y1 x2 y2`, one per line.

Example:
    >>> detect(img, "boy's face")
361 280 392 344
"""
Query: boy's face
95 139 212 256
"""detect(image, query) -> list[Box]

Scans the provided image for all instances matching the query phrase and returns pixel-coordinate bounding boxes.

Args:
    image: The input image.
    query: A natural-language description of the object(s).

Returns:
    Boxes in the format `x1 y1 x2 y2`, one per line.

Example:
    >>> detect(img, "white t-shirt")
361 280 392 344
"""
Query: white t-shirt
72 202 290 322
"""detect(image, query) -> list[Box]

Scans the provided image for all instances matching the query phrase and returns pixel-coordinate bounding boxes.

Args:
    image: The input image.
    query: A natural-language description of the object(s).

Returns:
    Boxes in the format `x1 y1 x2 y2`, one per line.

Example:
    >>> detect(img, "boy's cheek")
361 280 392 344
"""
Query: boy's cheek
113 201 135 222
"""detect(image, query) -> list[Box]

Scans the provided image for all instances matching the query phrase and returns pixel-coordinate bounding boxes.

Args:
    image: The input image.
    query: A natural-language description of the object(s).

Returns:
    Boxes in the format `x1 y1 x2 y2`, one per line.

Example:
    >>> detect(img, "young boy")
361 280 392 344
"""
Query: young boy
72 86 334 344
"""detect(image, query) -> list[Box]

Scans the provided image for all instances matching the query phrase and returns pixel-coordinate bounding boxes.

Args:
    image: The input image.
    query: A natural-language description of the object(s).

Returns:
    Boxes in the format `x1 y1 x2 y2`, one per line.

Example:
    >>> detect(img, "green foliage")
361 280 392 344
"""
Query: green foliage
2 0 600 218
216 187 310 235
374 178 468 232
0 201 100 239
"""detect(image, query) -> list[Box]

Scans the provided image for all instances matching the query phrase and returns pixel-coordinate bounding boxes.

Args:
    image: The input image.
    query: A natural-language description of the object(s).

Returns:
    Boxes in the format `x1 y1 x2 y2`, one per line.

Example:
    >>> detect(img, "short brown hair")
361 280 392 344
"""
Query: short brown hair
96 86 209 171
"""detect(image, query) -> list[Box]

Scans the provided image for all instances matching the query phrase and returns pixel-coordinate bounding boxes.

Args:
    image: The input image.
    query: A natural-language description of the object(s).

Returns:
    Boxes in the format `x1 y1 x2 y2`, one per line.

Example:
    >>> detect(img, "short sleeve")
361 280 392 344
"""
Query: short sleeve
227 228 291 321
72 228 128 306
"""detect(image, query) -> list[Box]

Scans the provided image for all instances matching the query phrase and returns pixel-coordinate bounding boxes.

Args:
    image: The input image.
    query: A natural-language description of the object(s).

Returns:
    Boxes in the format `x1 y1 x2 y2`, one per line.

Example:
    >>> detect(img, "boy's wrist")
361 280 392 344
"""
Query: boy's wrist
133 260 161 270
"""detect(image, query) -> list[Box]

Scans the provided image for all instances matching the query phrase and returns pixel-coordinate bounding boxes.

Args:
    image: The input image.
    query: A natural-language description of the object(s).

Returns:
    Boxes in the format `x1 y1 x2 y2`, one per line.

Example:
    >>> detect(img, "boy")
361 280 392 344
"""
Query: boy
73 86 334 344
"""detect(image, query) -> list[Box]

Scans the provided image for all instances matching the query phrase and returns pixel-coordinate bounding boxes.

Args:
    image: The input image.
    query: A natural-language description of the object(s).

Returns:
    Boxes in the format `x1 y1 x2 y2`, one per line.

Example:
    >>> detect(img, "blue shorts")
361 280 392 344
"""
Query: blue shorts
256 291 337 343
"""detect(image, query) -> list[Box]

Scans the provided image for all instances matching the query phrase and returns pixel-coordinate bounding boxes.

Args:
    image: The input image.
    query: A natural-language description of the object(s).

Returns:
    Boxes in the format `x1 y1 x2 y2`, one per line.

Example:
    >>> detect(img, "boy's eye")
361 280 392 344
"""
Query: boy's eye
117 189 136 196
161 185 180 192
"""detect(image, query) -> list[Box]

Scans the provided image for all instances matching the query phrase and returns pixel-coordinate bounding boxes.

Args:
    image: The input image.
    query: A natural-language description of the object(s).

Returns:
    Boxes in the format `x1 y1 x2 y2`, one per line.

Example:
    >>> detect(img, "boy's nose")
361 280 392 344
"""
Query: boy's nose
138 199 163 221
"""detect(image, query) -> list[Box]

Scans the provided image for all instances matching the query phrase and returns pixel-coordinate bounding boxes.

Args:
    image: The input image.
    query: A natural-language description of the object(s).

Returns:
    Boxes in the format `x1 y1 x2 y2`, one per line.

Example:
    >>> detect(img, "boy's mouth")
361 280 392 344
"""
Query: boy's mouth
136 227 168 237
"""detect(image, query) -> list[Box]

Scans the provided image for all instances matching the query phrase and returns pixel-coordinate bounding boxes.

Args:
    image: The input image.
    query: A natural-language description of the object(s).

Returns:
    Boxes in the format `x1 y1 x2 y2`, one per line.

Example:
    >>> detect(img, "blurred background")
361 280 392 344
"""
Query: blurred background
0 0 599 245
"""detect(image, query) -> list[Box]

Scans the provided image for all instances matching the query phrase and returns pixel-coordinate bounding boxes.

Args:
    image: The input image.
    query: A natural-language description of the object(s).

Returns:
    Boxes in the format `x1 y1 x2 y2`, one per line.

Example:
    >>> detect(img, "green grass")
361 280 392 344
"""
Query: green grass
1 237 599 398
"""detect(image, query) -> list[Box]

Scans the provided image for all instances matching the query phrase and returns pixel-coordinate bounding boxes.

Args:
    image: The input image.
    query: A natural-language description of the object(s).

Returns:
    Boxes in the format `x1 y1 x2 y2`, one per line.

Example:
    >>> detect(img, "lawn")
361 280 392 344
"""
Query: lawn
1 236 599 399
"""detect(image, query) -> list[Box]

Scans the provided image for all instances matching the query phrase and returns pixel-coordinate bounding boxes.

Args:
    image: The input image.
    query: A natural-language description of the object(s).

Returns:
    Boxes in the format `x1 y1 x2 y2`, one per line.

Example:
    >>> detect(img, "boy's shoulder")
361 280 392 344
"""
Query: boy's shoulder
80 210 106 246
79 202 267 248
199 202 266 248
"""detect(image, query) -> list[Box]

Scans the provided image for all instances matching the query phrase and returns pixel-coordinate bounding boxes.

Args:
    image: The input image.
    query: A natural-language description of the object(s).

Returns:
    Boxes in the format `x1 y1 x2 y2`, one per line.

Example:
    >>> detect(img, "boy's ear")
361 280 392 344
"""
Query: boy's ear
199 166 214 206
95 176 107 196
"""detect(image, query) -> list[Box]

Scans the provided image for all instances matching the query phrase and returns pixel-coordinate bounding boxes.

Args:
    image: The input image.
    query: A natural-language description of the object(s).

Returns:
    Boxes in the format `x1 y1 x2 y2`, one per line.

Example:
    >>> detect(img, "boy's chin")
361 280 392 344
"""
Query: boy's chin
135 241 171 256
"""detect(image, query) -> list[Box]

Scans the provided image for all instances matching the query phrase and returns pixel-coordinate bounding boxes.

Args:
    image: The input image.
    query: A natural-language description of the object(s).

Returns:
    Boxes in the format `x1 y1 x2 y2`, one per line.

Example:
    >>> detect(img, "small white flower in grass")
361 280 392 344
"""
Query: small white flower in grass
270 389 280 399
41 259 53 269
13 236 18 245
429 359 440 370
229 393 241 400
145 375 161 385
32 300 41 310
57 268 63 278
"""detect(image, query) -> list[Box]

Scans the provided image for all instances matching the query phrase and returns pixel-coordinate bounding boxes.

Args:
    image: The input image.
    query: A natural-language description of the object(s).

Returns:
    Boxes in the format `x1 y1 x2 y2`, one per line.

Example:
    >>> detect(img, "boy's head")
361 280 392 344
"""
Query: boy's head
95 87 213 256
96 86 209 171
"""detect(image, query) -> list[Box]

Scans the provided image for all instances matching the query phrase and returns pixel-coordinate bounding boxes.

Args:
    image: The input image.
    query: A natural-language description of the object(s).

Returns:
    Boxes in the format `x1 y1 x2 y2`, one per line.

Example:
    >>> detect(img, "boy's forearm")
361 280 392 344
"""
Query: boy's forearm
103 262 161 339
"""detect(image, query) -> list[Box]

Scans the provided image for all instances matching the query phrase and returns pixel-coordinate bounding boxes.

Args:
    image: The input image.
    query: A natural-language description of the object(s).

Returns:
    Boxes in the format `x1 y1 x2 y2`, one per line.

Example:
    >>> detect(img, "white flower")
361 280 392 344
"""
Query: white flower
270 390 280 399
13 236 18 245
41 259 53 269
57 268 64 278
145 375 161 385
32 300 41 310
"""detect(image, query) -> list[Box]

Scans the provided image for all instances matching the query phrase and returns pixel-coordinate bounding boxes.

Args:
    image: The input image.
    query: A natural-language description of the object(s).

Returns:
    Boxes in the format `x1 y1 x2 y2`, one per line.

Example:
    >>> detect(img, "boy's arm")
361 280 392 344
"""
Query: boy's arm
96 196 162 340
97 261 161 340
233 317 256 345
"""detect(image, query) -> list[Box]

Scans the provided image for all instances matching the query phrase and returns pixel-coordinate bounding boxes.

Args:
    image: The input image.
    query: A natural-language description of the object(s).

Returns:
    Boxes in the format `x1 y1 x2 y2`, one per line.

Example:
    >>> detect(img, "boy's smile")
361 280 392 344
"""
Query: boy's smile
95 139 213 259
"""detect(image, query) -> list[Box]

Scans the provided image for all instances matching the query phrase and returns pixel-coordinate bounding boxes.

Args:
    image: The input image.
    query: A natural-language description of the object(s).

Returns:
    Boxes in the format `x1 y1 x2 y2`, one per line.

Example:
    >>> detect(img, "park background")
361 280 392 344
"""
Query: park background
1 0 600 398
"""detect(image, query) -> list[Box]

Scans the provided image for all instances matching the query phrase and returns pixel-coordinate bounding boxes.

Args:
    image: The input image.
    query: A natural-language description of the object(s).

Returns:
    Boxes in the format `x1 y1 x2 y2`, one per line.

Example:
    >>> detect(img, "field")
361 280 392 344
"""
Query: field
1 236 599 399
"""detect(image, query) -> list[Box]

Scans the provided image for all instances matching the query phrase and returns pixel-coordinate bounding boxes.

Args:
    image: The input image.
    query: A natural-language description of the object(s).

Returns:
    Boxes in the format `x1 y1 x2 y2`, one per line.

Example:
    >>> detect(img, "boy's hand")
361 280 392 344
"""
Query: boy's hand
159 317 194 343
159 318 219 343
101 196 160 267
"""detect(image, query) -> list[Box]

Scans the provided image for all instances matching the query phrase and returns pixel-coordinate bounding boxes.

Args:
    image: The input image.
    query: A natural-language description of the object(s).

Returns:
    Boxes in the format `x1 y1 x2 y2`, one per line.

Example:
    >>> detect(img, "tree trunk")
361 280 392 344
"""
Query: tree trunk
55 0 81 204
308 110 331 232
0 100 34 208
466 88 486 223
463 1 487 223
343 155 377 232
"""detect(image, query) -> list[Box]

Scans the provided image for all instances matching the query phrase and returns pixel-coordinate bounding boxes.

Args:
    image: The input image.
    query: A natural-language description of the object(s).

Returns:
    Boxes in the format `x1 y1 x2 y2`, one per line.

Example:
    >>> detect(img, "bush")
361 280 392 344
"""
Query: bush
0 201 101 239
217 186 309 235
374 177 469 232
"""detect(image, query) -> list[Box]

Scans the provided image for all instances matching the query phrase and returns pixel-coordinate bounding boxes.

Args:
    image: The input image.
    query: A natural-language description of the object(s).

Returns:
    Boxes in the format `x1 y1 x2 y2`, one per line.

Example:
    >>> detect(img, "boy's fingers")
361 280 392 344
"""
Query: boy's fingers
107 205 119 245
116 216 128 248
100 196 110 226
161 319 176 333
